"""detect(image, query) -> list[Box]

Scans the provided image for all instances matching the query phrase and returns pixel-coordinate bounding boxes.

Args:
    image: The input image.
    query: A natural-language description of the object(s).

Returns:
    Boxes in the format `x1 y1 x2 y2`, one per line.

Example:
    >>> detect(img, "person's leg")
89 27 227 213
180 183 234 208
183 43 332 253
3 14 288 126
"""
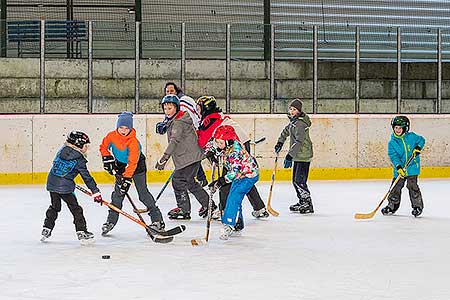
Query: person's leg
381 177 406 215
61 193 87 232
133 171 163 223
186 162 210 209
106 181 125 225
43 192 62 230
406 176 423 217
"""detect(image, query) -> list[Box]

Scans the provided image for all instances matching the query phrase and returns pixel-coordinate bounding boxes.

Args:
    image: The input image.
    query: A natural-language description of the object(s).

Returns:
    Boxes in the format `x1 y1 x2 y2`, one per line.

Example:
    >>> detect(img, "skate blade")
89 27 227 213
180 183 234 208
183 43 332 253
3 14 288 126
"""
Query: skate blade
40 236 48 242
80 238 95 246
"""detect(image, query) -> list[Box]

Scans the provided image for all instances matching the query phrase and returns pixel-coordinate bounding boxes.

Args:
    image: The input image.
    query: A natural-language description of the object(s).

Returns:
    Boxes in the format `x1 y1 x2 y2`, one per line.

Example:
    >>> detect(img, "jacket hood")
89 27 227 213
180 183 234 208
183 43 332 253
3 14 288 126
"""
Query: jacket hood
290 112 311 127
60 144 84 160
172 111 192 125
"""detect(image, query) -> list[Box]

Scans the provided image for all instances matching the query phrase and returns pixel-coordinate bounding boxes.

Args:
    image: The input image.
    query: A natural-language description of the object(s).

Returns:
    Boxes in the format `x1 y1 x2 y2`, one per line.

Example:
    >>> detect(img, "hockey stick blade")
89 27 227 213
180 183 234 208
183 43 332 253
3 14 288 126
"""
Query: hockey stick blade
250 137 266 145
191 238 208 246
148 224 186 237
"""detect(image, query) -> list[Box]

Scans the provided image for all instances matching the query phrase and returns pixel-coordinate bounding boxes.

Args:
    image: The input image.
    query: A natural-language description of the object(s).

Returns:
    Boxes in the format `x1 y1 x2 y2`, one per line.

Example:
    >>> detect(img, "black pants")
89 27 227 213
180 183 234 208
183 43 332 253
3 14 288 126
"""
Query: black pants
387 175 423 210
172 161 210 213
107 171 163 225
44 192 87 231
293 161 312 203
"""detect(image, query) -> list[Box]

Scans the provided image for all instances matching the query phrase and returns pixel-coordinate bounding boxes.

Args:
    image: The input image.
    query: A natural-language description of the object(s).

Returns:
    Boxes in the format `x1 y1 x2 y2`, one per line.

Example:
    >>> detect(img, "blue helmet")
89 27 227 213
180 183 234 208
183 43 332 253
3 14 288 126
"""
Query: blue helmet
161 95 180 111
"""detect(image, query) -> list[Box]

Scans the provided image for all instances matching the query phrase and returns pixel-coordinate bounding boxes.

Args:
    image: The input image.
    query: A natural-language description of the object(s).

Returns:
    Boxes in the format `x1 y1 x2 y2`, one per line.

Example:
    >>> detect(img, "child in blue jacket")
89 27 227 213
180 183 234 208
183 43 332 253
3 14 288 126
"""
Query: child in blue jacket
382 116 425 217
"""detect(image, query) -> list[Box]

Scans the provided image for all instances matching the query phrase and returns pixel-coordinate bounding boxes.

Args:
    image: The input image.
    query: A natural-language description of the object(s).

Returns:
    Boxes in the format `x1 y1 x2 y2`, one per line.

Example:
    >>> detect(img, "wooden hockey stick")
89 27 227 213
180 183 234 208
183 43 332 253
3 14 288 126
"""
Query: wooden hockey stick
354 154 415 219
191 162 217 246
266 155 280 217
75 185 173 243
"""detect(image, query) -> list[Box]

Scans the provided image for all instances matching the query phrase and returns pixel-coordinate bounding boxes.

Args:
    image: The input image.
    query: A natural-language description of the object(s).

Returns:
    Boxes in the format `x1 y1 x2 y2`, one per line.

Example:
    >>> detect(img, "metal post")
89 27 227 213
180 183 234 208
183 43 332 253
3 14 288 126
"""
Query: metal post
0 0 7 57
134 21 140 114
269 24 275 113
87 21 93 113
313 25 318 114
181 22 186 91
135 0 142 58
40 20 46 114
355 26 360 113
263 0 271 60
396 27 401 113
226 24 231 114
437 28 442 114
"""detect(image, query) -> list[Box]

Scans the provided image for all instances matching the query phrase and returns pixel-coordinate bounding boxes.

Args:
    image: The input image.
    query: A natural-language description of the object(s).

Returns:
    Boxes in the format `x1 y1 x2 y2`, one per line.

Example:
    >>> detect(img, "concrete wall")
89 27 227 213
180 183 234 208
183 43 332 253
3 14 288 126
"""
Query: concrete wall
2 59 450 113
1 114 450 184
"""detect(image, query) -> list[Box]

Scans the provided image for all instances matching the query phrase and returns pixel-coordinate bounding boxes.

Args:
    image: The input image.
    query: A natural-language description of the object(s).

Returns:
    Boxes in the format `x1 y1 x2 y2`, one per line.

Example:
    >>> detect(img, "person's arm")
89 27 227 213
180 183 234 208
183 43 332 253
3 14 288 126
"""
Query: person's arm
122 138 140 178
77 159 100 194
287 122 307 157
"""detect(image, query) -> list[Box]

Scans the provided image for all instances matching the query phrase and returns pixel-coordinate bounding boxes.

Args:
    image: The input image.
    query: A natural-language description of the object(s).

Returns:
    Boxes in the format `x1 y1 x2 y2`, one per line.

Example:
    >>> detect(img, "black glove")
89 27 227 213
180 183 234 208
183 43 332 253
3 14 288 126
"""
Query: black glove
156 121 168 135
208 176 226 193
205 151 219 164
155 155 169 170
396 165 406 178
413 146 422 157
118 177 132 195
102 155 115 175
274 142 283 154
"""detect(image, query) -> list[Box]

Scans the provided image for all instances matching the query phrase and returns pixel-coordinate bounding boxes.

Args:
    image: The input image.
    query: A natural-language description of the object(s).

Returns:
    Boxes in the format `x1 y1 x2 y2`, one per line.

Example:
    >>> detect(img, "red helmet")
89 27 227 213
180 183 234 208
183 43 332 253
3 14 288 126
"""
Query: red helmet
213 125 238 141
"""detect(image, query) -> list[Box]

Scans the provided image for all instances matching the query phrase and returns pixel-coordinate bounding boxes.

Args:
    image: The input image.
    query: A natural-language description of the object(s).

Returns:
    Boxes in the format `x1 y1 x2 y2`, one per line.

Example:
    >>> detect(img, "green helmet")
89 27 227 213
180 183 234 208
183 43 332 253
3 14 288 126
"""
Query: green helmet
391 115 410 135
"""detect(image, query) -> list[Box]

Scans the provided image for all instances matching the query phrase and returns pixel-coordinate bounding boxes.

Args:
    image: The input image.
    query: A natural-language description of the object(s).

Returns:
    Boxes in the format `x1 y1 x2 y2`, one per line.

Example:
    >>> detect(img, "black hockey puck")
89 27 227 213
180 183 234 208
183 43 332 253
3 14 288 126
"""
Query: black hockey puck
102 255 110 259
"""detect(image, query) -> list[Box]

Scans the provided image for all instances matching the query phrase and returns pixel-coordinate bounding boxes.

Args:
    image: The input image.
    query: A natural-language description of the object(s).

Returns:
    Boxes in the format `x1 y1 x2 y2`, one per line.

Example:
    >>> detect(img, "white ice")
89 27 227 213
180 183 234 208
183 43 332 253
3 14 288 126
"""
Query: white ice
1 179 450 300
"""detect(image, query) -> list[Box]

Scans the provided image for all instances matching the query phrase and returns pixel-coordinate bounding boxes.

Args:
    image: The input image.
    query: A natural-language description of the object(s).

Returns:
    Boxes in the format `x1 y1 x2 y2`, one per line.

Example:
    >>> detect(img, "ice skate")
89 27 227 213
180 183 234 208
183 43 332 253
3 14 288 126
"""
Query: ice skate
76 230 94 245
220 225 235 240
252 207 269 219
101 222 115 236
149 220 165 231
199 203 220 220
290 201 314 214
168 207 191 220
412 207 423 218
381 203 399 216
40 227 52 242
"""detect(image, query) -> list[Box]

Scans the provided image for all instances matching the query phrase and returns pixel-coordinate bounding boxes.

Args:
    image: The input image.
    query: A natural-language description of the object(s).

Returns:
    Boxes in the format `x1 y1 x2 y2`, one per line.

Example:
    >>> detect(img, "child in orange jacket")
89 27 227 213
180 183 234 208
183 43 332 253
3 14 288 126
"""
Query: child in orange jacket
99 112 164 235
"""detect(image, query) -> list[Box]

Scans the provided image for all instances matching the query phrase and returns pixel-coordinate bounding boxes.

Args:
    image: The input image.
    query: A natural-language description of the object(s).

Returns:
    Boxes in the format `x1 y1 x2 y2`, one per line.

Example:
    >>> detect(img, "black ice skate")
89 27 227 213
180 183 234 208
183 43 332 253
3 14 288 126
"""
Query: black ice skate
198 203 220 220
381 203 399 216
40 227 52 242
76 230 94 244
290 201 314 214
101 222 115 236
149 220 165 231
252 208 269 218
412 207 423 218
168 207 191 220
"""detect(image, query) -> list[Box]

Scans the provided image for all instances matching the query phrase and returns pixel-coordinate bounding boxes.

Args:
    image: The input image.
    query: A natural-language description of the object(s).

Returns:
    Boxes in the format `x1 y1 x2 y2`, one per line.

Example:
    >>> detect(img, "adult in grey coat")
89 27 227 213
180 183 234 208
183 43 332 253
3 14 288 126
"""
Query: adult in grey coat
274 99 314 214
155 95 216 220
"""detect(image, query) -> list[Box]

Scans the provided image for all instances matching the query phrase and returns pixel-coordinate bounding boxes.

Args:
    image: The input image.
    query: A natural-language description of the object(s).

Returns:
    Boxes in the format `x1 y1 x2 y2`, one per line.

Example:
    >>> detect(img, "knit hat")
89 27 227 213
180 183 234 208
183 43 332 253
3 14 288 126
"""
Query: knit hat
289 99 303 112
117 112 133 129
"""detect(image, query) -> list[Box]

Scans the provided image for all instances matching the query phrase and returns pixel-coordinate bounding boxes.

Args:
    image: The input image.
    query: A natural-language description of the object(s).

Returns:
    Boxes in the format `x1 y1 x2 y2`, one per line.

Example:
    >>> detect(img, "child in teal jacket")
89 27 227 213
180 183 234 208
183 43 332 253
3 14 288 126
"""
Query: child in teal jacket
382 116 425 217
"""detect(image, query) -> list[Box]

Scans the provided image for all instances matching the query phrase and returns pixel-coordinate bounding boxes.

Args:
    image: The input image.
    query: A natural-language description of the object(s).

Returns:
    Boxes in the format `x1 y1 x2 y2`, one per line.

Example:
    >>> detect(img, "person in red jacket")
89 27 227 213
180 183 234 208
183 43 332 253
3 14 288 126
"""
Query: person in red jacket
196 96 269 220
99 112 164 236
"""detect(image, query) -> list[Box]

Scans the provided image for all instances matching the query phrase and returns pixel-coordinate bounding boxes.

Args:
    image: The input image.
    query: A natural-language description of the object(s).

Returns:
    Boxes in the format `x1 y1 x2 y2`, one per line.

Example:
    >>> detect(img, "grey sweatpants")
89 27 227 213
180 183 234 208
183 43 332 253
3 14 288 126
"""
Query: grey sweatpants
387 175 423 210
172 161 210 213
107 171 163 225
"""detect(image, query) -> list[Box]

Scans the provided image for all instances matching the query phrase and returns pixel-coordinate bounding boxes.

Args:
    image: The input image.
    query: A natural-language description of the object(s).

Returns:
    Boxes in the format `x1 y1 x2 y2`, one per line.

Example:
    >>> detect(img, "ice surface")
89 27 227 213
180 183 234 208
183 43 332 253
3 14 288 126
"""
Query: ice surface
1 179 450 300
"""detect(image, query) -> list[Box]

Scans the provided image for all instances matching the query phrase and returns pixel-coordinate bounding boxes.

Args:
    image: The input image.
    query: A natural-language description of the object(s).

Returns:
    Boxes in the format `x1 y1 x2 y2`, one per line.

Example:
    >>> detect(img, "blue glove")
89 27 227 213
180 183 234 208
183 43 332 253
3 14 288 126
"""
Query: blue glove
284 154 293 168
274 142 283 154
156 120 168 135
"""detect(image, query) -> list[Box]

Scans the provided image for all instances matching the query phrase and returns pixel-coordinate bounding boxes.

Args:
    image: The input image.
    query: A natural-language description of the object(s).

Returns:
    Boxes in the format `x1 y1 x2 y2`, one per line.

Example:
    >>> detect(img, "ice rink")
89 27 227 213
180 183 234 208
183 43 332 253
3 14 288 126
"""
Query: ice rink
1 179 450 300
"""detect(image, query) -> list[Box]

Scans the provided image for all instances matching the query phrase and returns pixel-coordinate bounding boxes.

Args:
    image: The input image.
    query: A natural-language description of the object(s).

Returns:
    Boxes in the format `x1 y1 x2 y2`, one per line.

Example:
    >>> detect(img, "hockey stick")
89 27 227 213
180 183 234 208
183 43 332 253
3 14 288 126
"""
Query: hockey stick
133 171 174 213
75 185 172 243
354 154 416 220
191 162 217 246
266 155 280 217
249 136 266 145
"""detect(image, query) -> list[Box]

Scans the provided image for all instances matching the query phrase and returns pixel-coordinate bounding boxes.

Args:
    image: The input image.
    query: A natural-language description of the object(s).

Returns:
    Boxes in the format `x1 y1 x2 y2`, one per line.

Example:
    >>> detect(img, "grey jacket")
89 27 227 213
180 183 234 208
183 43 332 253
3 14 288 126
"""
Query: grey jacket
46 144 99 194
277 113 313 162
163 111 205 170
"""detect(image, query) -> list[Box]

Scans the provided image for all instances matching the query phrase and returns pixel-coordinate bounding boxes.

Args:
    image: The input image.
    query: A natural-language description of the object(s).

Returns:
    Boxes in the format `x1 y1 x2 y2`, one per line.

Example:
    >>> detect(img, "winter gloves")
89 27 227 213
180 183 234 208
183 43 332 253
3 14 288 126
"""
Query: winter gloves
274 142 283 154
284 154 293 168
155 154 170 170
396 165 406 178
92 192 103 205
156 120 169 135
102 155 115 175
413 146 422 157
117 176 132 194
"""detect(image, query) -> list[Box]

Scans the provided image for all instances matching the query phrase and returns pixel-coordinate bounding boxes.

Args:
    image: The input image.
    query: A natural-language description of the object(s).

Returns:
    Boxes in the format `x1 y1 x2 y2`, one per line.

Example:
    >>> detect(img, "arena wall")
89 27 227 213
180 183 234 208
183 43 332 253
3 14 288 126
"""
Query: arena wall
1 114 450 185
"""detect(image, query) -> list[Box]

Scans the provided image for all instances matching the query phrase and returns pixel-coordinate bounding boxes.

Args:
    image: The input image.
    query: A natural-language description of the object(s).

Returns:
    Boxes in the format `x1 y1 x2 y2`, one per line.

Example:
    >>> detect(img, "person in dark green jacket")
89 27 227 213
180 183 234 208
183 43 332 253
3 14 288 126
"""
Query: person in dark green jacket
382 116 425 217
274 99 314 214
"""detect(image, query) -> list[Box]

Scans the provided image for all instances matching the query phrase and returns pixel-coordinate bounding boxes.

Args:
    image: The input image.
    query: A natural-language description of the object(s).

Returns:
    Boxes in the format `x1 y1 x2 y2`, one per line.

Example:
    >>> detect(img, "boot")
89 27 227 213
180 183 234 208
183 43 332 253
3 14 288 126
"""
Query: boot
198 203 219 220
251 207 269 218
168 207 191 220
149 220 165 231
290 201 314 214
220 225 235 240
381 203 400 216
101 222 115 236
40 227 52 242
76 230 94 241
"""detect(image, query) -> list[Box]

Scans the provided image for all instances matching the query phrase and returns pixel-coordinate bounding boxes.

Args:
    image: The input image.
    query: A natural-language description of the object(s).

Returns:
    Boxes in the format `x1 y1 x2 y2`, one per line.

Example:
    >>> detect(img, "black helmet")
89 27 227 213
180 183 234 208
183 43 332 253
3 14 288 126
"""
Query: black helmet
391 116 410 135
67 131 90 148
197 95 221 117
